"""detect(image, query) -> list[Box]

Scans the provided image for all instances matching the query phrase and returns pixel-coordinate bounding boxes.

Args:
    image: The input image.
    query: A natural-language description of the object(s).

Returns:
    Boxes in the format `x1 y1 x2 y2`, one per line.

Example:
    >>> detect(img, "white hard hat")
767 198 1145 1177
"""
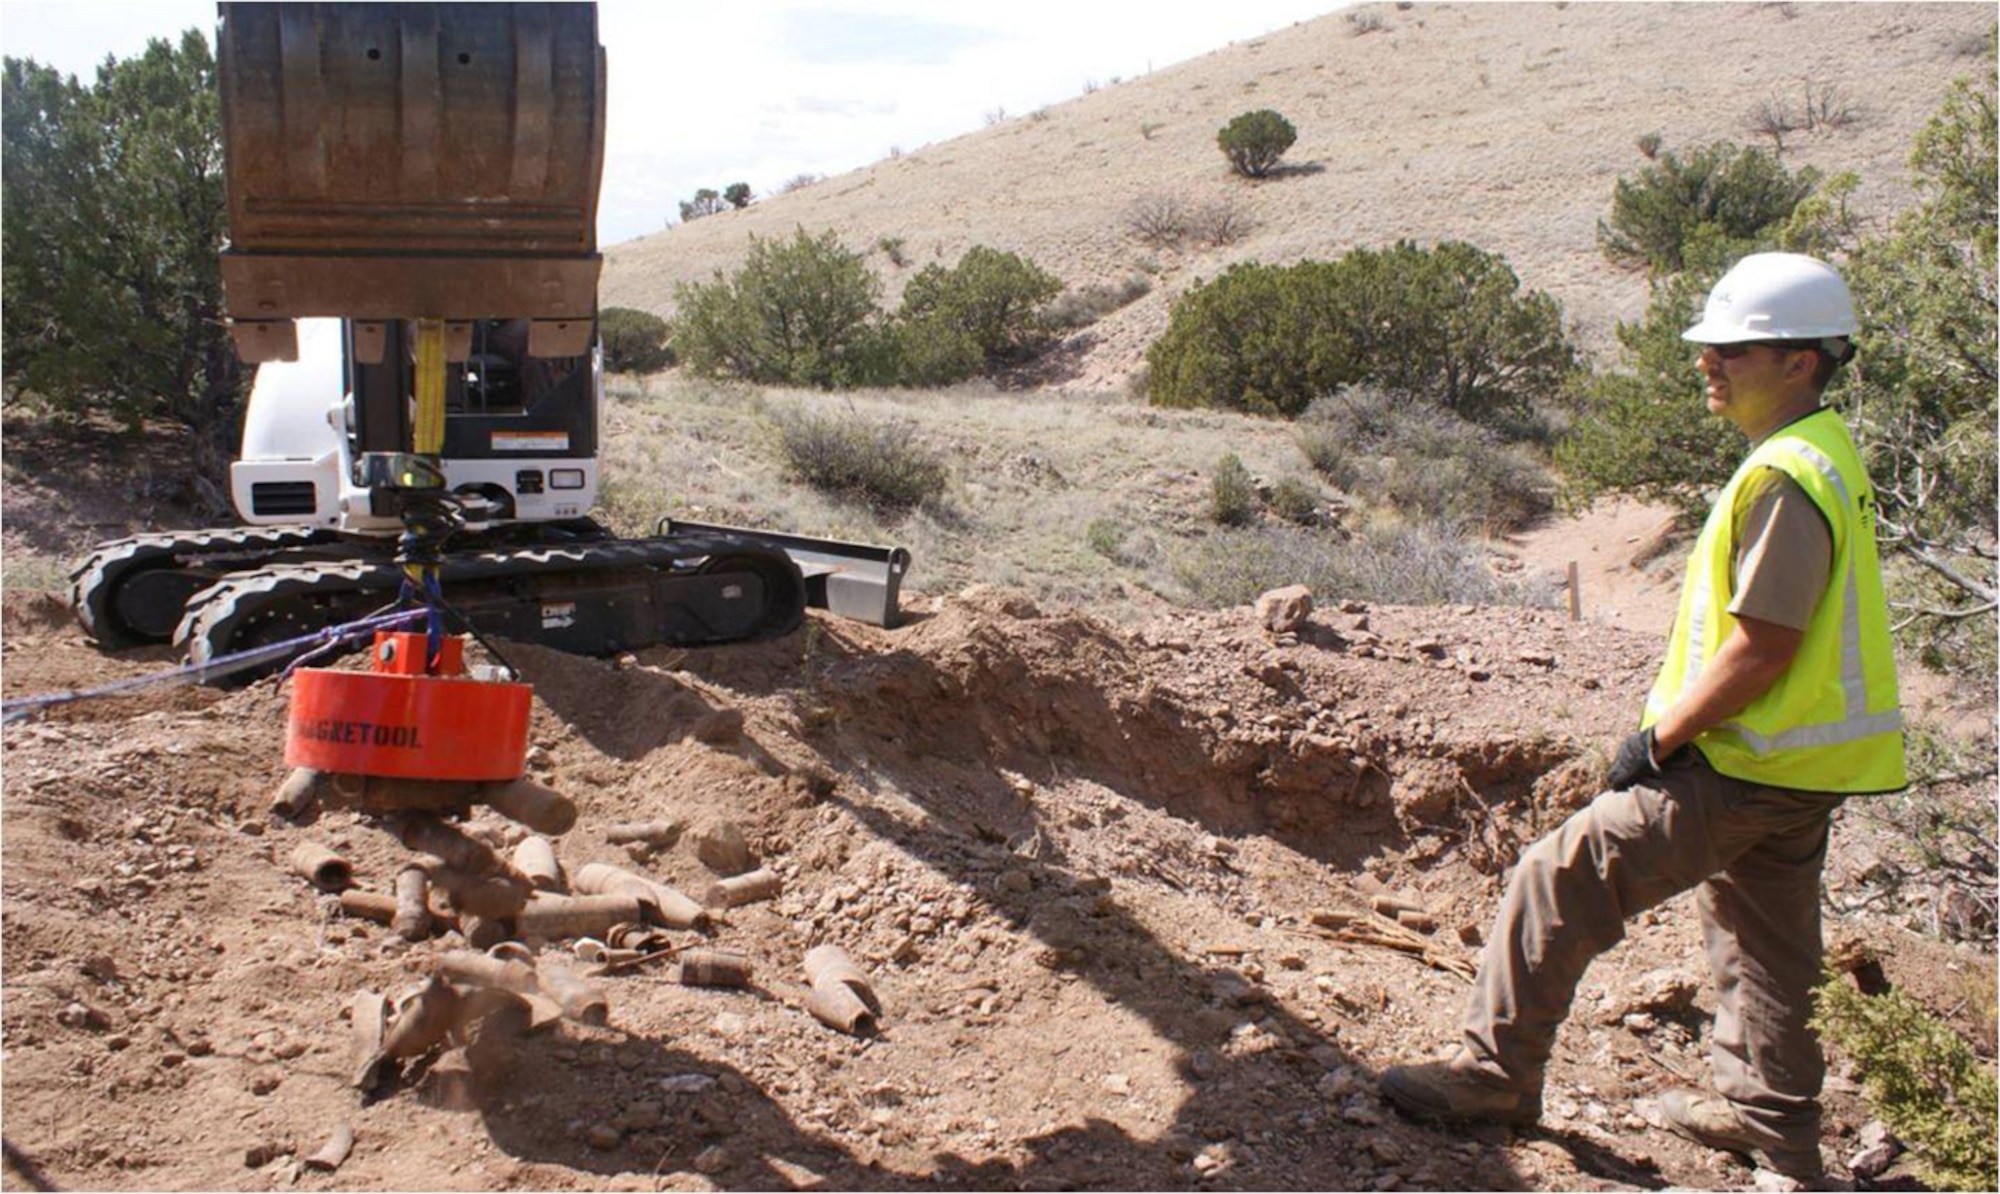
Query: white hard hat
1681 252 1858 345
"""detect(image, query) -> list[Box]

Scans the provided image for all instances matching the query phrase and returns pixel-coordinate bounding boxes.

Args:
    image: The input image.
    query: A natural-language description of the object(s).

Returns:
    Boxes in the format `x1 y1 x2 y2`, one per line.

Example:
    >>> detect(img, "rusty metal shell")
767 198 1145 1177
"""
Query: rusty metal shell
382 977 460 1059
806 977 877 1036
392 865 433 941
605 922 670 951
676 949 753 988
302 1123 353 1172
511 836 563 891
434 951 536 995
572 862 708 930
803 944 880 1035
289 840 354 891
703 868 782 910
515 894 644 942
338 889 398 924
271 767 326 819
435 871 529 920
487 941 536 965
459 915 512 951
350 989 390 1090
480 777 578 836
605 819 683 847
803 945 879 1011
535 964 608 1026
400 816 506 877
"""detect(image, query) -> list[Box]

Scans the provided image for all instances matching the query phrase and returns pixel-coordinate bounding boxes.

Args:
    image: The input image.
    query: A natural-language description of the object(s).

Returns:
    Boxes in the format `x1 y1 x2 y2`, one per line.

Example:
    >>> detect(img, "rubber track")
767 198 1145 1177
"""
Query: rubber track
175 531 803 679
67 526 346 648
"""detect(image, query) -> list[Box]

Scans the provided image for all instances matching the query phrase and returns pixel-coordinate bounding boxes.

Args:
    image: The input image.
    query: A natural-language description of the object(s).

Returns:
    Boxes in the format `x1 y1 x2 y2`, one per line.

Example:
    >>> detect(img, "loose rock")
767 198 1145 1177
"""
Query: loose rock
1601 966 1701 1024
1255 585 1313 635
691 820 754 876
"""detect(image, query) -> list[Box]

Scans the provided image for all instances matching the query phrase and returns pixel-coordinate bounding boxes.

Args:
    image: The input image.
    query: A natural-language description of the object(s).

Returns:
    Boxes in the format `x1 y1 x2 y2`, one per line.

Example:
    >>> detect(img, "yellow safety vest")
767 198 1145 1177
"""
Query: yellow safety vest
1642 407 1907 793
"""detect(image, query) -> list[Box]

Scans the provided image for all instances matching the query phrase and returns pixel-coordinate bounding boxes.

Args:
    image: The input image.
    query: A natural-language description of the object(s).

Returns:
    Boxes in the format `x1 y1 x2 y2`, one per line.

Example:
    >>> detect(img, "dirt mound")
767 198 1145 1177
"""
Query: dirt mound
2 587 1987 1191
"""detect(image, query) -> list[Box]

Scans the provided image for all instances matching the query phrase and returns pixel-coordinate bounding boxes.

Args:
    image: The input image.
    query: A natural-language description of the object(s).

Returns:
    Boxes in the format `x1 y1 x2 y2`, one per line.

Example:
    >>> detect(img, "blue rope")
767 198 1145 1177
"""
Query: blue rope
424 571 447 672
1 608 426 725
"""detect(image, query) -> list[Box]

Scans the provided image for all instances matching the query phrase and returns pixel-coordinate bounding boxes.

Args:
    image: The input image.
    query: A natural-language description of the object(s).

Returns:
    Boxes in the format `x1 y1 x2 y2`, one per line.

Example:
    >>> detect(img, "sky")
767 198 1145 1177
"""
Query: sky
0 0 1345 246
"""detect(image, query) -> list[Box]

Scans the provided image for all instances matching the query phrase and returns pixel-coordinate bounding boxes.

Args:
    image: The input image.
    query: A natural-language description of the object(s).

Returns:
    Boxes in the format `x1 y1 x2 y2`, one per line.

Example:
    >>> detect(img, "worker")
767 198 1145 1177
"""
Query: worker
1380 252 1906 1185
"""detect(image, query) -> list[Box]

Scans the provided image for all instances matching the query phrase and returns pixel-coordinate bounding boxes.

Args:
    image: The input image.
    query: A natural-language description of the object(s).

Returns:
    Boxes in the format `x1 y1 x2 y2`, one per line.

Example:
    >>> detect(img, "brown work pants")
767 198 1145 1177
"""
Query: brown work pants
1458 750 1844 1156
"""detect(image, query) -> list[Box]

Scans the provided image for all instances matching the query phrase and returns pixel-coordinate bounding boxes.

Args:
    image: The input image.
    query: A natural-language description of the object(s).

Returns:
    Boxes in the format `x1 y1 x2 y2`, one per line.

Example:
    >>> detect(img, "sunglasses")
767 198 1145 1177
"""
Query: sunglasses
1705 340 1815 360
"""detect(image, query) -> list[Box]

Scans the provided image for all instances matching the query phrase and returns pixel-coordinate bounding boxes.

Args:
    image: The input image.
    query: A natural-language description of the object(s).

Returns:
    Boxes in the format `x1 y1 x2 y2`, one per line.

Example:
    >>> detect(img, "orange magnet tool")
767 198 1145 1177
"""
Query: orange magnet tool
286 632 530 781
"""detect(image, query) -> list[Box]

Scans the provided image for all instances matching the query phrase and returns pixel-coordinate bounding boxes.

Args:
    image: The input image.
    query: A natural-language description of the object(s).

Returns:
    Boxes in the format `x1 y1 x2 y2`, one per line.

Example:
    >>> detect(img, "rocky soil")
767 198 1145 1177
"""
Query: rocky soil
3 579 1990 1192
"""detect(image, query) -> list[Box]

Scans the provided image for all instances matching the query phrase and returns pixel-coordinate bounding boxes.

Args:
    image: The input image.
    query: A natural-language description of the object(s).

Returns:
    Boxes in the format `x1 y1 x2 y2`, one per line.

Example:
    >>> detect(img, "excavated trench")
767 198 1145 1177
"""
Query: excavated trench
524 587 1603 881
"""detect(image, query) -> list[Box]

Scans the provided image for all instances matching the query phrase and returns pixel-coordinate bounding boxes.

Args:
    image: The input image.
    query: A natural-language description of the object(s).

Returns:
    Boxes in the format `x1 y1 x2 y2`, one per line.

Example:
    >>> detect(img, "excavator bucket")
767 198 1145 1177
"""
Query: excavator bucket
215 3 605 361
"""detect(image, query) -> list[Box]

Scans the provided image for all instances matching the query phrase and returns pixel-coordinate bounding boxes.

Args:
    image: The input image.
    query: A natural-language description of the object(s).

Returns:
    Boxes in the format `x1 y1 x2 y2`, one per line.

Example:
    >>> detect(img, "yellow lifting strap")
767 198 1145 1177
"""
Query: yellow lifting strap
403 318 449 592
411 318 447 458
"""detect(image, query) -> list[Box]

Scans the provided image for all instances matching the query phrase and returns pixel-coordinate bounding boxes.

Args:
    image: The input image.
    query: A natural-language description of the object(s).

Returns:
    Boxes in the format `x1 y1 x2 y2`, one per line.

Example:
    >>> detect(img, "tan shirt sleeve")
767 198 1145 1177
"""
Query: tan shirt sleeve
1728 468 1833 631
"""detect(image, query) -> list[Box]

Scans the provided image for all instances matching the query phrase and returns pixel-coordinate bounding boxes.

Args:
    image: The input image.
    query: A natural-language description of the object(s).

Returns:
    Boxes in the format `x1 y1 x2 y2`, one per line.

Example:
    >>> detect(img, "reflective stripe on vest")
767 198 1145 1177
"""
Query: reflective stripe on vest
1642 408 1906 792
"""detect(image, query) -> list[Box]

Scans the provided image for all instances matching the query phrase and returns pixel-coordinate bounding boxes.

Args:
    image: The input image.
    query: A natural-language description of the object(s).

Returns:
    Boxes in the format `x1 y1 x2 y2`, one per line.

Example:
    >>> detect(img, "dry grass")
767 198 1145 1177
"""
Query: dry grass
597 374 1568 619
605 5 1987 385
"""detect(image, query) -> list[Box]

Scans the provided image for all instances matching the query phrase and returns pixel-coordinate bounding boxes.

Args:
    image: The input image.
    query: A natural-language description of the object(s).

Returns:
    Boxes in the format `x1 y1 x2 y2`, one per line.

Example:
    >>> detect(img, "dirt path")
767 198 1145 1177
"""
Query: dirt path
3 581 1987 1192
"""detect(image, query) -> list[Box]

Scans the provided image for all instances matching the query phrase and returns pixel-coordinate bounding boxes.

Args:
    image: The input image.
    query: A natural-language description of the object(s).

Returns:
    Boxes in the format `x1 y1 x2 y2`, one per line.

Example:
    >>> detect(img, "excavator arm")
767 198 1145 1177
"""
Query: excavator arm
68 2 909 669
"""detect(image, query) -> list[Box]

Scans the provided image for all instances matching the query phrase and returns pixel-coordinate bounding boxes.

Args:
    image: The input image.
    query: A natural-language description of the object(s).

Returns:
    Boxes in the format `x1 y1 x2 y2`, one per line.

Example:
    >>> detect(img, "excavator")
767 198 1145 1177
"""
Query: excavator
67 2 908 680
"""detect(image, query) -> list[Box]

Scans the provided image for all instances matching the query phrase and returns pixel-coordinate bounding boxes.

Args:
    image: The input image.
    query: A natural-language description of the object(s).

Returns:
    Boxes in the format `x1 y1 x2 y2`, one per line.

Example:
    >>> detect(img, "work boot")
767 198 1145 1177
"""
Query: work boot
1381 1055 1541 1127
1659 1088 1825 1183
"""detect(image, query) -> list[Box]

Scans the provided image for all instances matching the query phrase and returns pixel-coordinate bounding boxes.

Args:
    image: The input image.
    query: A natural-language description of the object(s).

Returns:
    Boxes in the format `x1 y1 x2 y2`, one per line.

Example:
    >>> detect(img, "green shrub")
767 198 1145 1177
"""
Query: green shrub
898 246 1063 367
1210 453 1259 527
1834 69 1995 674
1555 240 1747 522
1085 517 1126 559
723 181 752 209
765 404 948 513
1597 141 1821 273
1814 979 1998 1191
1300 392 1553 532
1380 444 1551 533
1269 476 1321 525
875 235 908 267
1216 109 1297 178
1 35 243 498
672 228 882 388
598 307 674 374
1147 243 1577 423
870 314 983 387
1295 424 1364 492
672 236 1067 389
1172 523 1525 610
679 187 725 222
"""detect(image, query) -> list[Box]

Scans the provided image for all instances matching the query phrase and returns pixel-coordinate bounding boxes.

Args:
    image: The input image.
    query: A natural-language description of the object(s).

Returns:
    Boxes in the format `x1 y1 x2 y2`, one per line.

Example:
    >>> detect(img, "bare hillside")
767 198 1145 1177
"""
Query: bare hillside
603 2 1992 386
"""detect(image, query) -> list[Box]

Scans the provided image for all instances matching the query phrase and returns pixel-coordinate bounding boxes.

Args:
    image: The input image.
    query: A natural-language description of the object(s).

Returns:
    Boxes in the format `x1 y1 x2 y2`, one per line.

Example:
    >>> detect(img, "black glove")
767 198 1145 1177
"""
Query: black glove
1607 727 1667 790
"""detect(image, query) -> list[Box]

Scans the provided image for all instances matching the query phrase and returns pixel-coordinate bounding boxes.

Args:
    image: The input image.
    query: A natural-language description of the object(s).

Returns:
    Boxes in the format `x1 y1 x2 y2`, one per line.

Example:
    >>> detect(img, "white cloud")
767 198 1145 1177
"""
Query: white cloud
1 0 1344 244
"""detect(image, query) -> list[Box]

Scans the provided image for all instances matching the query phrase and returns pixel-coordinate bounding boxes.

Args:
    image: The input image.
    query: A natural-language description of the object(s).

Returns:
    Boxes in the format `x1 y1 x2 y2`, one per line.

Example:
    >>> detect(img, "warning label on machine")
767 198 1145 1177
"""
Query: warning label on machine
491 430 570 452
